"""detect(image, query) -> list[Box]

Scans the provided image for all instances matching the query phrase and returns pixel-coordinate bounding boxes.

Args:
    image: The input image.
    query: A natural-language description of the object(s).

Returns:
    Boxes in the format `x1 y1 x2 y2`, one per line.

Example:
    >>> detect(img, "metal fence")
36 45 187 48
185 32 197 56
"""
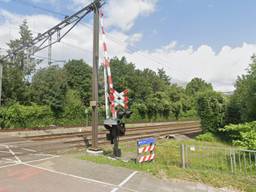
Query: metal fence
181 144 256 176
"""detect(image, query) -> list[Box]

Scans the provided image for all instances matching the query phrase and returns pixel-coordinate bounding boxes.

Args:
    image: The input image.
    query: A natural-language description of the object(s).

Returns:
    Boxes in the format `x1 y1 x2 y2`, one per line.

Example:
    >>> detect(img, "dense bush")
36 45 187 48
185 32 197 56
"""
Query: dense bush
0 103 53 129
196 132 219 142
0 98 89 129
220 121 256 150
225 56 256 123
196 91 226 133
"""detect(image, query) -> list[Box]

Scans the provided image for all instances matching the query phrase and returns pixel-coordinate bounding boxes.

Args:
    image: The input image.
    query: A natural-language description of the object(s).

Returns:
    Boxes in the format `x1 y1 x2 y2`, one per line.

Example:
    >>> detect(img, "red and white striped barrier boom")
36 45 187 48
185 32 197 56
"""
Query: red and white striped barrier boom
100 10 115 118
100 10 129 119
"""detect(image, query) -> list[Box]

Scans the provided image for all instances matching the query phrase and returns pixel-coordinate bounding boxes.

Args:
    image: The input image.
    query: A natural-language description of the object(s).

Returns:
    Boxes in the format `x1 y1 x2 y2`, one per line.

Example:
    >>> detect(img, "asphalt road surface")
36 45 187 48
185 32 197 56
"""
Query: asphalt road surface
0 136 233 192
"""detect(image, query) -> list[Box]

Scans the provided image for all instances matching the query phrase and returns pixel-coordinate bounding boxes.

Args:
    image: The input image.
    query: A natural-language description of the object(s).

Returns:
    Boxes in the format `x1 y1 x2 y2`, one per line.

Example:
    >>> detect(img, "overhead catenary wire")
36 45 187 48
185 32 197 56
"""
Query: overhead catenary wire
0 0 104 61
7 0 172 70
0 22 92 56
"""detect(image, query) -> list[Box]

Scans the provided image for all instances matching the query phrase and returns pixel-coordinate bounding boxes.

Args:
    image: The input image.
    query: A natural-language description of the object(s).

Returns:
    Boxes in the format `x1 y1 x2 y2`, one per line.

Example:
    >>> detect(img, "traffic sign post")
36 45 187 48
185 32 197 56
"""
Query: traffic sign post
137 138 156 163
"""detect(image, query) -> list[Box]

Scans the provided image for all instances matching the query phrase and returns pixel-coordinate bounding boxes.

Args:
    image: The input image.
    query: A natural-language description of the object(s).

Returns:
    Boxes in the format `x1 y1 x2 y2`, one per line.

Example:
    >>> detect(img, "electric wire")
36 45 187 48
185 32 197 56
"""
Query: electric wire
7 0 171 68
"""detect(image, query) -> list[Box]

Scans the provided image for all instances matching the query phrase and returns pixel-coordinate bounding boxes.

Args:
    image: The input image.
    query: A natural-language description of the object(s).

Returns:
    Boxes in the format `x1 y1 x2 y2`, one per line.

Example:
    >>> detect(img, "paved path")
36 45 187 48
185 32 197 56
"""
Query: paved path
0 136 234 192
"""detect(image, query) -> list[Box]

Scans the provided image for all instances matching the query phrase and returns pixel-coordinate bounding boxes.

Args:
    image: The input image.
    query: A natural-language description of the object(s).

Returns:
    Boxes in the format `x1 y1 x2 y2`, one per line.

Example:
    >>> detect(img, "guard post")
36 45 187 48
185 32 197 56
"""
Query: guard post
137 137 156 163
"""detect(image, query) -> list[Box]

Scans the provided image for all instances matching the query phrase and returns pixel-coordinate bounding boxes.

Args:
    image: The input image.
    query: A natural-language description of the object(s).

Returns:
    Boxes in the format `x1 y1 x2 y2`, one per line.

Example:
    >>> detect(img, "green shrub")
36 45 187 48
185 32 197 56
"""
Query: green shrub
220 121 256 149
196 91 226 133
182 109 197 118
219 121 256 140
233 131 256 150
196 132 219 142
0 103 53 129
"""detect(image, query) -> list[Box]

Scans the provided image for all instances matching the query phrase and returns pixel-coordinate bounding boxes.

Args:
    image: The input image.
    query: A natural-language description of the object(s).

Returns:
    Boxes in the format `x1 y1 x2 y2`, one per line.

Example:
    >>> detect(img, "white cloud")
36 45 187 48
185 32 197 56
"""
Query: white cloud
127 33 142 46
123 42 256 92
70 0 157 31
71 0 93 6
0 9 131 65
104 0 157 31
1 9 255 92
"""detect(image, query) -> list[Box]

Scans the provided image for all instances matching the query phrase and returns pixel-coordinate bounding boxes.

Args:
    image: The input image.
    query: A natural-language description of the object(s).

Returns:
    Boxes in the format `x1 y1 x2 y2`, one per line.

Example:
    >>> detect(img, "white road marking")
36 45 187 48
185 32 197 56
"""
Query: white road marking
111 171 138 192
22 148 37 152
0 144 58 165
0 144 138 192
22 163 138 192
0 156 59 170
5 145 21 163
111 188 119 192
32 153 58 157
23 162 117 186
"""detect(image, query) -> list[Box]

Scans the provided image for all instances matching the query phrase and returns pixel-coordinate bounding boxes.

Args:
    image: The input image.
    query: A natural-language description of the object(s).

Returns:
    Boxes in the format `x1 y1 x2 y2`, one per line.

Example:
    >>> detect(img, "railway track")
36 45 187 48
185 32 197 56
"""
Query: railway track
26 121 201 147
0 121 202 156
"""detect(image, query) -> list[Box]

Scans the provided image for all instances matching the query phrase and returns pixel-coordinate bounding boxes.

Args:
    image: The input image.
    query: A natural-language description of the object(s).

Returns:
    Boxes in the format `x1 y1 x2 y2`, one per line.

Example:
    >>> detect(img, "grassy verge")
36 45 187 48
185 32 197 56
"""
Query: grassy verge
81 139 256 192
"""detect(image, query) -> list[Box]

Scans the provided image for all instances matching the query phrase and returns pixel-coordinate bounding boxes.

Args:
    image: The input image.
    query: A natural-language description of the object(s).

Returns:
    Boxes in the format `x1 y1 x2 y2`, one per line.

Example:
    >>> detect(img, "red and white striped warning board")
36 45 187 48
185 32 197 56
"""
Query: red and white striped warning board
137 138 156 163
138 144 156 154
138 153 155 163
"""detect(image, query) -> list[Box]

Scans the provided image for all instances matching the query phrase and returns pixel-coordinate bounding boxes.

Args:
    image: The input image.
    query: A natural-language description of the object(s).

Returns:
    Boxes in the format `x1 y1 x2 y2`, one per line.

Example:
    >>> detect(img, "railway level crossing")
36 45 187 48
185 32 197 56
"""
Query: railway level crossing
0 135 225 192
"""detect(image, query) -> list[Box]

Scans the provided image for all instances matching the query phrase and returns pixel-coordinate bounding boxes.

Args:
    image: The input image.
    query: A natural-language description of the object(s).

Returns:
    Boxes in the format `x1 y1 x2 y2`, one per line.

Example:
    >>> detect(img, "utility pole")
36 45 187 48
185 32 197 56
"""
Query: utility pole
90 2 100 151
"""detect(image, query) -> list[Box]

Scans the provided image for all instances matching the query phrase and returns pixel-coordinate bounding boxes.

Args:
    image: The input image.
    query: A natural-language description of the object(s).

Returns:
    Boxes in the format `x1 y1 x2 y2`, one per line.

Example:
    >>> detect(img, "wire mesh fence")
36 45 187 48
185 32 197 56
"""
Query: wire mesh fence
181 144 256 176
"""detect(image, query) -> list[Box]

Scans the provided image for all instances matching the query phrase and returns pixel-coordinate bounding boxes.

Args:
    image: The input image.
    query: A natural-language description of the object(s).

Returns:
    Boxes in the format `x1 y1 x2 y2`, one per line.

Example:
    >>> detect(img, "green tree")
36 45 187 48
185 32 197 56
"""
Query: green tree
64 59 92 106
158 68 171 85
226 55 256 122
196 91 226 132
30 65 67 117
225 96 242 124
2 63 27 104
171 102 182 120
108 57 169 104
186 77 213 96
7 20 38 76
2 20 39 105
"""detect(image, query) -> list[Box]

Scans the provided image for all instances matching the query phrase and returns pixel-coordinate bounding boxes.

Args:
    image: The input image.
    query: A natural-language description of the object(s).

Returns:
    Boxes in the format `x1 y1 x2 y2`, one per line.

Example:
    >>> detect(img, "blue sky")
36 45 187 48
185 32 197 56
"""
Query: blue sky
130 0 256 51
1 0 256 91
1 0 256 51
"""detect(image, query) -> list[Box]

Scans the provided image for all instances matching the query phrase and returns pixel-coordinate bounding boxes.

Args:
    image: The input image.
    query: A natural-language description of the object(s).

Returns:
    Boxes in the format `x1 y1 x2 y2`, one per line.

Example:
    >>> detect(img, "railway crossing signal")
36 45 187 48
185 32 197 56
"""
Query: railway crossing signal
100 10 132 157
104 110 132 157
